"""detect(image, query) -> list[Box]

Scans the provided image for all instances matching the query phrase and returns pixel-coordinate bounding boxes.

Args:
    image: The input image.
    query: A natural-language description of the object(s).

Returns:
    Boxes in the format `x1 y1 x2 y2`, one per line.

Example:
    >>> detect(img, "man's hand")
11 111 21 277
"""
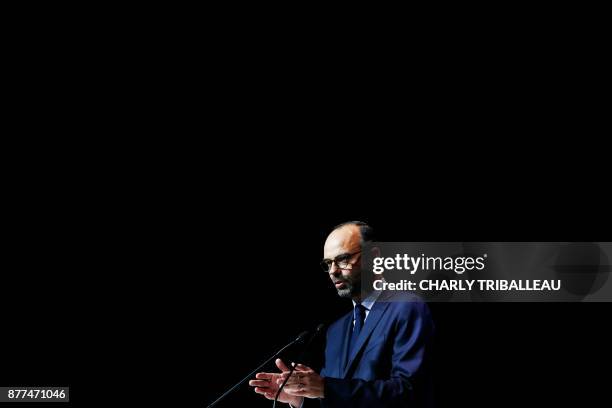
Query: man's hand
277 364 325 399
249 358 304 407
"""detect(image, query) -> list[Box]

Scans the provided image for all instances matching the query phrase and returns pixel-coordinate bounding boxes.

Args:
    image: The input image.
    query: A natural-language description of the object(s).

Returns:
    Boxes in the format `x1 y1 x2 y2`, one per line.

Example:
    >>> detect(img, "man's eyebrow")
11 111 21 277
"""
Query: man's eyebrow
322 252 352 261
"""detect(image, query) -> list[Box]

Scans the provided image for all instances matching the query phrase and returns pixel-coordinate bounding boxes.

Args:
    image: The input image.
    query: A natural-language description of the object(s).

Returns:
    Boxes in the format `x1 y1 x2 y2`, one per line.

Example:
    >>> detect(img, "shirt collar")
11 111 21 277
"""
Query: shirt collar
352 279 384 311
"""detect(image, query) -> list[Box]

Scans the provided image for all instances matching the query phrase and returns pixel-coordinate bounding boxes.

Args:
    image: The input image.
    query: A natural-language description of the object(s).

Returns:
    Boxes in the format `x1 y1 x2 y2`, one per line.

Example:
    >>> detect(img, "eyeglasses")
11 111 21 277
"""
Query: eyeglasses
320 250 362 272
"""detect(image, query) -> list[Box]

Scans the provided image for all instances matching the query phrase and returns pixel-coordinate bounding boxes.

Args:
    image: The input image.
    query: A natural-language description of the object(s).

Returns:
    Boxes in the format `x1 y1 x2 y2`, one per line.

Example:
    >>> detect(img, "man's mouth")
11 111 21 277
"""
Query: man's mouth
334 281 347 289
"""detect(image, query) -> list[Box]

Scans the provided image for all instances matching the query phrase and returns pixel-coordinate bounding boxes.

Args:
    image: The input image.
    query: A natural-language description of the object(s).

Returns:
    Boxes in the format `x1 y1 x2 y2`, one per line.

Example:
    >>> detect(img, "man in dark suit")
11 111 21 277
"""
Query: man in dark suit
249 222 435 407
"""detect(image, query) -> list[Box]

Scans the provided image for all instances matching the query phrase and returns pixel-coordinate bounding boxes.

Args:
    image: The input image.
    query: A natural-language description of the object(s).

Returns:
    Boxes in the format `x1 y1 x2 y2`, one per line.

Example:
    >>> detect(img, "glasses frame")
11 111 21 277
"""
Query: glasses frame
320 250 362 272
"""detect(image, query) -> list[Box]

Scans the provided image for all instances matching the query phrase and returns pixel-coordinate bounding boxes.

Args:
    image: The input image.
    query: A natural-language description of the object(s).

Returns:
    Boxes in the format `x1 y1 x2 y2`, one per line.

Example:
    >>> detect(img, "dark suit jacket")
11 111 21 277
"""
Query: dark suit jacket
313 292 434 407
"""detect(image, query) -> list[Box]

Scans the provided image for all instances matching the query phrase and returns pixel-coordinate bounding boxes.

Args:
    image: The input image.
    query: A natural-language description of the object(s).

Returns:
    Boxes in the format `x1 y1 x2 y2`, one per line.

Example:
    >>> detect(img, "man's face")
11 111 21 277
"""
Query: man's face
323 225 363 299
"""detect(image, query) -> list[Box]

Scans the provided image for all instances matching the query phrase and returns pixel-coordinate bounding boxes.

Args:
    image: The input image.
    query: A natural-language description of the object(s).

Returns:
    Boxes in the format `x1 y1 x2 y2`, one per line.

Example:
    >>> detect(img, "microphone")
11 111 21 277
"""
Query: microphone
206 329 310 408
273 324 325 407
294 330 310 344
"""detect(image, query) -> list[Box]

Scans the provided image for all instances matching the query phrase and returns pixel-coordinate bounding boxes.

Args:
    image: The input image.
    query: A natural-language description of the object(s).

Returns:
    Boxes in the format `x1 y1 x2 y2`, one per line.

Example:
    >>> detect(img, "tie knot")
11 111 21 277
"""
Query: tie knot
355 303 366 318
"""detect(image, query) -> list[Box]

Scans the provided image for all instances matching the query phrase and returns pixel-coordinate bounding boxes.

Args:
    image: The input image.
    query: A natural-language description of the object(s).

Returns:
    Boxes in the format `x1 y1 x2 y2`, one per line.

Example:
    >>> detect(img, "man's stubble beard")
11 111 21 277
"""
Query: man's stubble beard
336 277 362 299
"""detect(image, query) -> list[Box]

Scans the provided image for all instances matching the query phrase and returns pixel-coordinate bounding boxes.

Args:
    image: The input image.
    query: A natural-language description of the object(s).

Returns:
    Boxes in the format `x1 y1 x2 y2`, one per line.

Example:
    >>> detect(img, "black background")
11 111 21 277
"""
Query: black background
200 185 612 407
2 5 610 406
3 144 610 407
2 19 610 404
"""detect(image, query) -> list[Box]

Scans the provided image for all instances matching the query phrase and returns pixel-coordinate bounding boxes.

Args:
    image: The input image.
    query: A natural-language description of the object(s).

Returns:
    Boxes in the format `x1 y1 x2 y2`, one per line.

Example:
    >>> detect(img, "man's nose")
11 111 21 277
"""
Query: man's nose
329 262 340 276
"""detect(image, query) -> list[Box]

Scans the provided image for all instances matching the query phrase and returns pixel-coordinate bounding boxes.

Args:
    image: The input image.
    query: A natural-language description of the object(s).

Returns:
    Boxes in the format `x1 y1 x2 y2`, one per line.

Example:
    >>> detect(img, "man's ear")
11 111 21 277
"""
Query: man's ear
370 246 381 258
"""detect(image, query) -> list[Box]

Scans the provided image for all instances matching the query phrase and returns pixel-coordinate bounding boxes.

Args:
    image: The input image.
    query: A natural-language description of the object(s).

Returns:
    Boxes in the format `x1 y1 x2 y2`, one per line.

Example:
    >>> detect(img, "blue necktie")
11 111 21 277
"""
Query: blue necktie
346 304 366 366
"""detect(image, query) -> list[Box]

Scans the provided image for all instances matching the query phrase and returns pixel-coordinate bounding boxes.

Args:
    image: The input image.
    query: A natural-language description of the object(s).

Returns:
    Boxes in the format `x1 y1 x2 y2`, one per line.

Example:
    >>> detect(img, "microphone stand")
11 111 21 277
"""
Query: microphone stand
206 332 308 408
273 324 325 408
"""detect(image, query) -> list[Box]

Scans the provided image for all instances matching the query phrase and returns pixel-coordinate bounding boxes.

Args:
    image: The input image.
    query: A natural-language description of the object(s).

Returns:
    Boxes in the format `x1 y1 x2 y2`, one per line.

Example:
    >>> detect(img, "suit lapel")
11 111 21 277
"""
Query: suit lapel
342 300 390 377
338 312 353 376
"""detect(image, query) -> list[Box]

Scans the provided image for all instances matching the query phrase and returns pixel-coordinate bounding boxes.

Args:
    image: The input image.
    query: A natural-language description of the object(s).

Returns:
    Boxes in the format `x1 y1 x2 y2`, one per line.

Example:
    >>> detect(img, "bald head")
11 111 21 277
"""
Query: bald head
324 224 362 261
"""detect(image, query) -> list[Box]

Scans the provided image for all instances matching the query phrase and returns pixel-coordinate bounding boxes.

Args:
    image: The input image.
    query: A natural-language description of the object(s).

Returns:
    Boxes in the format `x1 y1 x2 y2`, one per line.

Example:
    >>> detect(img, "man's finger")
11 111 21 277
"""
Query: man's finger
295 364 314 373
255 372 273 380
275 358 290 372
279 364 310 374
283 384 300 393
288 389 309 397
281 375 304 386
284 385 309 396
249 379 272 387
278 374 297 384
280 371 307 381
279 370 303 378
